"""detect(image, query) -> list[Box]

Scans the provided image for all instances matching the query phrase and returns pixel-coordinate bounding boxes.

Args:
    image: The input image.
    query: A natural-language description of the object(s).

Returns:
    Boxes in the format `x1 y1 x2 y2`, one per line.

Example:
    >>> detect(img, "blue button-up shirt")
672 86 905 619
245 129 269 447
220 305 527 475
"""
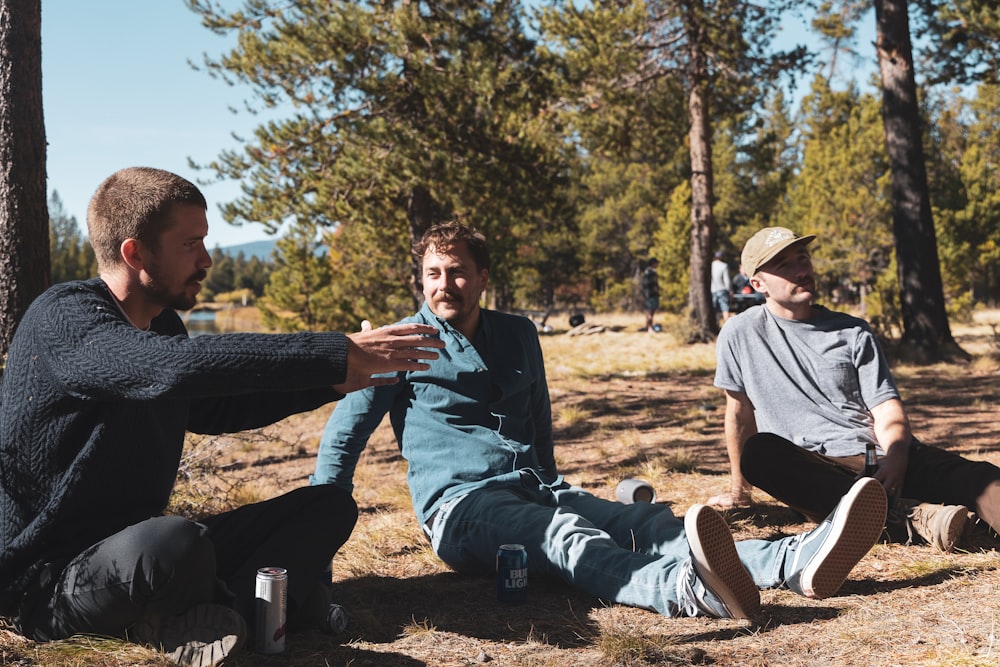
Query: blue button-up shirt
312 302 559 524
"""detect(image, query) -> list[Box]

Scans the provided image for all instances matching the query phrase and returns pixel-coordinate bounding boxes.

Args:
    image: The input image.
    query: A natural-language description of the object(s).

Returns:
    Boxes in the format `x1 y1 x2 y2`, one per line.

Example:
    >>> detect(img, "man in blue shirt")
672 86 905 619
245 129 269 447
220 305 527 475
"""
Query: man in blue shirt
312 222 888 620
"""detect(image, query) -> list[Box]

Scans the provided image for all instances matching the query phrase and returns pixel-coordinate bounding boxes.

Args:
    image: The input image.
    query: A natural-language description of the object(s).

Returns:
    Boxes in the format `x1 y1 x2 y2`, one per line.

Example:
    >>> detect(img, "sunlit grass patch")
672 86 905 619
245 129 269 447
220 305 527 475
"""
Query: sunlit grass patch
399 616 437 638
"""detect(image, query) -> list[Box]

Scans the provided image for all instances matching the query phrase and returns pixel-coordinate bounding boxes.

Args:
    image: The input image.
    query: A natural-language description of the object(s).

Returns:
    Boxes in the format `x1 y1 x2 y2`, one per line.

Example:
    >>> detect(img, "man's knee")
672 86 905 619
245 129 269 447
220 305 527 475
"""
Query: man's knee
740 433 782 481
291 484 359 536
56 516 216 625
123 517 216 599
100 516 212 573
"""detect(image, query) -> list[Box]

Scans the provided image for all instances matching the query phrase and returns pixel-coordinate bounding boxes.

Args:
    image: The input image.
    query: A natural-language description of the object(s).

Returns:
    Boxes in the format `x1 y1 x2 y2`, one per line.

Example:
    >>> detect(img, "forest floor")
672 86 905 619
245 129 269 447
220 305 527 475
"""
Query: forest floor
3 310 1000 667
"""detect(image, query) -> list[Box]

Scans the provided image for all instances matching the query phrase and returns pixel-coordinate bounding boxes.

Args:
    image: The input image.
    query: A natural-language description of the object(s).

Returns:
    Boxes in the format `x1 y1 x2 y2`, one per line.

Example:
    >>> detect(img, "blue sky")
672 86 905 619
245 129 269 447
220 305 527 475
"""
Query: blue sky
42 0 268 249
42 2 877 250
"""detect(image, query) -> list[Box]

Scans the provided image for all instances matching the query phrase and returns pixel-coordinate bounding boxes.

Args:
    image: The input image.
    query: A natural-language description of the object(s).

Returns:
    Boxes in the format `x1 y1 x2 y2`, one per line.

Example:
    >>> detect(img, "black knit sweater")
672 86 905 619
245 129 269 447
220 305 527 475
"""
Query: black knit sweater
0 278 349 610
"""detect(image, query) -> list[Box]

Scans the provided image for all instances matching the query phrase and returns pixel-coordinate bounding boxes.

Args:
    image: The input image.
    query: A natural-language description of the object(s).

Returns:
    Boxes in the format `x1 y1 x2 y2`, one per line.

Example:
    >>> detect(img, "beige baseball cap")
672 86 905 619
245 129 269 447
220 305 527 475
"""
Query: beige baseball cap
741 227 816 276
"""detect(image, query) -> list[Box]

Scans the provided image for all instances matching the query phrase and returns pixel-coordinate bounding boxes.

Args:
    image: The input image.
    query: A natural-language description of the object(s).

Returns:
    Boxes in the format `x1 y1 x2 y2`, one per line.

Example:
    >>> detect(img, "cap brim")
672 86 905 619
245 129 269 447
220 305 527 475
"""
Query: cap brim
751 235 816 275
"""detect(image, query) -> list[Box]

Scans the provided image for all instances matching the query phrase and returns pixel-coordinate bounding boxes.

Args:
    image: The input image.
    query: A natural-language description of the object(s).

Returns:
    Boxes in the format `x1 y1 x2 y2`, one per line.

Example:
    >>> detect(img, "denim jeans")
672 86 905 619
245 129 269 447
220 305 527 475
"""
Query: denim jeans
17 485 358 641
426 478 789 617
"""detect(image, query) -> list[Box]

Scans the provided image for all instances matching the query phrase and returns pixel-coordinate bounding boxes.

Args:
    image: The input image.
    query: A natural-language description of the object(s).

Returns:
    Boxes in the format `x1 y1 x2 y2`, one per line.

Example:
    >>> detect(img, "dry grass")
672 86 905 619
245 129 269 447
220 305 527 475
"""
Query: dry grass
4 309 1000 666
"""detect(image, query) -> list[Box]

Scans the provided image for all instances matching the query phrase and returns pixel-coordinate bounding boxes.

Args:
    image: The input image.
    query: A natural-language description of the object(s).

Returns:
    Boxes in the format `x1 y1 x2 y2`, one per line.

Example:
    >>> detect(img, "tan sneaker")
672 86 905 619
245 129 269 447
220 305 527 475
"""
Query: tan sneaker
131 603 246 667
896 500 969 553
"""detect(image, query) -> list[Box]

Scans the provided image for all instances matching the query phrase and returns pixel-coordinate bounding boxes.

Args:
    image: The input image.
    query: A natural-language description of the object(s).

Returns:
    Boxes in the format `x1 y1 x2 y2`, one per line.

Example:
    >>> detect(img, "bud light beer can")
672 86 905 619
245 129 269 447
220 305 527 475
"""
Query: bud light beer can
496 544 528 603
255 567 287 654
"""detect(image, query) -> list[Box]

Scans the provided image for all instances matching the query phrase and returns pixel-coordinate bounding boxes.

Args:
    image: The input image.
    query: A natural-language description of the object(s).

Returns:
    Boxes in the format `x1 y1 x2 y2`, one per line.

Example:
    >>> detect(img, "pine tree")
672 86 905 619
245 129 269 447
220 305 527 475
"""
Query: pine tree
916 0 1000 85
875 0 963 360
259 219 339 332
773 78 893 310
932 84 1000 313
540 0 809 340
188 0 571 327
48 191 96 284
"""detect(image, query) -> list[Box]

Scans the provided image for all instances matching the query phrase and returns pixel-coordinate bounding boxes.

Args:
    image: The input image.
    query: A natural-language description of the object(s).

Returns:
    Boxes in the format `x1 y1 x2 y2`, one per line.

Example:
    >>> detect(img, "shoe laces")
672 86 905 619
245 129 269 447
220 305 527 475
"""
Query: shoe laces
675 558 727 618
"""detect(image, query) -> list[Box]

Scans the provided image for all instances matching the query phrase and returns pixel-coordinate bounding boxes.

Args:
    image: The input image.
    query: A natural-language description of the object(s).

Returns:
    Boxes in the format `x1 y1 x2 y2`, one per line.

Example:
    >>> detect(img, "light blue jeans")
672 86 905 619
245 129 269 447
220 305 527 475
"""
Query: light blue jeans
426 480 791 617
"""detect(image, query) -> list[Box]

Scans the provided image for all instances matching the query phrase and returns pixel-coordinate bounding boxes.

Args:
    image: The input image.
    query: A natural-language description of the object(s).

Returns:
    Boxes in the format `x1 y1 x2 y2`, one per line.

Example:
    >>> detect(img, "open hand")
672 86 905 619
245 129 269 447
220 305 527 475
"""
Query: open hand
706 490 751 510
333 320 445 394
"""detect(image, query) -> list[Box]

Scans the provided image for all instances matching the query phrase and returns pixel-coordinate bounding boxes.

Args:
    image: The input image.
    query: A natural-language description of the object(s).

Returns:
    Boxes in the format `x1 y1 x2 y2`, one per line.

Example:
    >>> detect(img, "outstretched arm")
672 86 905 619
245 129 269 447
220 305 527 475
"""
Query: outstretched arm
707 389 757 508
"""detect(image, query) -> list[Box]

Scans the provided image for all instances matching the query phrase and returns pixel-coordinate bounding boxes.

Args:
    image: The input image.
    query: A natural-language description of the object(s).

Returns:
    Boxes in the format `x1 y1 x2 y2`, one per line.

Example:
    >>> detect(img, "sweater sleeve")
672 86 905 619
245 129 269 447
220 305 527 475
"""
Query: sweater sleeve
35 282 350 401
188 387 343 434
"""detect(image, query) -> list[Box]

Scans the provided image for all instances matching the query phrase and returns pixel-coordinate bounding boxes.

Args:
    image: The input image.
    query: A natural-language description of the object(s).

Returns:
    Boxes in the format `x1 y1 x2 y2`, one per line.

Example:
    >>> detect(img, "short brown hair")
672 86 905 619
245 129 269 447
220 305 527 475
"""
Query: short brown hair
87 167 207 270
413 221 491 272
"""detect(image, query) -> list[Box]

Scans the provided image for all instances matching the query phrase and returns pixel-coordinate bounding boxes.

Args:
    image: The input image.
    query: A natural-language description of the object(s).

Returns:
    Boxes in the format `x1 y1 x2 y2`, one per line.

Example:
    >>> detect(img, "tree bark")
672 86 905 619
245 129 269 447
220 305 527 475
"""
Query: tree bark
406 184 437 309
874 0 965 361
684 1 718 343
0 0 49 361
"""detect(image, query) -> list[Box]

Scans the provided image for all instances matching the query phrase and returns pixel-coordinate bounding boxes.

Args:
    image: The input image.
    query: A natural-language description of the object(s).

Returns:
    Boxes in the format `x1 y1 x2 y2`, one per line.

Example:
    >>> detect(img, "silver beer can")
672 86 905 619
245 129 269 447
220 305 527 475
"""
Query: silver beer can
255 567 287 653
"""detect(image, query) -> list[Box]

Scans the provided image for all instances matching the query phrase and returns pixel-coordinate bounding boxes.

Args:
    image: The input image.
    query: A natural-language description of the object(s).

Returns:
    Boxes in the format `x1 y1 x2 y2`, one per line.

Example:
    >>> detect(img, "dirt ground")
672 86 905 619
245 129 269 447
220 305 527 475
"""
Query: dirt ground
3 324 1000 666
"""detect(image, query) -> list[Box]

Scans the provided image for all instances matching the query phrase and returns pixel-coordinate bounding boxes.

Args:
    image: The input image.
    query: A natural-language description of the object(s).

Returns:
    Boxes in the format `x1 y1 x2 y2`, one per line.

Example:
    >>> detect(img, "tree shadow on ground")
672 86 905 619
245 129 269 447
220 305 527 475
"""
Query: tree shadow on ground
329 572 602 647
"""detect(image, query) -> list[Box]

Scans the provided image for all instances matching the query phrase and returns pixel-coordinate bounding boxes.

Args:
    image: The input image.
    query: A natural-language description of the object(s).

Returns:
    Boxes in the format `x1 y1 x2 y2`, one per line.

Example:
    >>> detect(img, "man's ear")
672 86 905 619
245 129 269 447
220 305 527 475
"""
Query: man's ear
478 268 489 300
749 275 766 295
120 238 145 272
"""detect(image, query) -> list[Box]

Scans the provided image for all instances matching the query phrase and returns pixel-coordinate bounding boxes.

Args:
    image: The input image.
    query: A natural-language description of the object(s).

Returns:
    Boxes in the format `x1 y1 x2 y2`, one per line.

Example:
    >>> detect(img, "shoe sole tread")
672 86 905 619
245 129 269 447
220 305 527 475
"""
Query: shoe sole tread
802 479 887 599
685 504 760 619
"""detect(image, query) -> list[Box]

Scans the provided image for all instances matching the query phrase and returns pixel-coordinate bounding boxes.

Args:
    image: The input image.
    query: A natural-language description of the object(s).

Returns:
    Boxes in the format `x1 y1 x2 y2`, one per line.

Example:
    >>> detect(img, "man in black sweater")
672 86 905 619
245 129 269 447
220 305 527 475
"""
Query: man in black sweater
0 167 443 666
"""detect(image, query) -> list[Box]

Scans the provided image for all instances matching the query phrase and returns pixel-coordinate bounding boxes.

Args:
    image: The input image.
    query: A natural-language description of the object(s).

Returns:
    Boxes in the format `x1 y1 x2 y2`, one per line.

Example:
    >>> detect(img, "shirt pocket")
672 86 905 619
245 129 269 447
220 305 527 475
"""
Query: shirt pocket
814 360 862 407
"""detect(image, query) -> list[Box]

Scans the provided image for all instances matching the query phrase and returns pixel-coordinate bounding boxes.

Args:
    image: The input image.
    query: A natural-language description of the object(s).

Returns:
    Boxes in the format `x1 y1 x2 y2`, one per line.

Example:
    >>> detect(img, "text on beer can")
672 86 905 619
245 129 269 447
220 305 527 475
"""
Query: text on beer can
496 544 528 603
255 567 287 654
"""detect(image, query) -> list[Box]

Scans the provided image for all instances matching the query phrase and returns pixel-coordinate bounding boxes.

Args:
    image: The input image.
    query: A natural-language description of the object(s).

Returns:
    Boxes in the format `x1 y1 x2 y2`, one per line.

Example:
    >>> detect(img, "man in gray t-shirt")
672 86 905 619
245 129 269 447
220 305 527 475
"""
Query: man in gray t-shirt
709 226 1000 552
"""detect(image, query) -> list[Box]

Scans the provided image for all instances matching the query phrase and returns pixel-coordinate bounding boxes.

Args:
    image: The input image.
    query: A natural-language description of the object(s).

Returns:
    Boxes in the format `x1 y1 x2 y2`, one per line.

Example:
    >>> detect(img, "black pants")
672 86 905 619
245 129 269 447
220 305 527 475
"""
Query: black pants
18 484 357 641
742 433 1000 532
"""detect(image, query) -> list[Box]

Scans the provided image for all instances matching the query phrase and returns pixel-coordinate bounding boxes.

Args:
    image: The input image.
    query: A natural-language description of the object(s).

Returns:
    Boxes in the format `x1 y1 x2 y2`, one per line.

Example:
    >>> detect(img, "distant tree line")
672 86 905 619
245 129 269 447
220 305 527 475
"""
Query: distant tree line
201 248 272 303
48 192 96 284
181 0 1000 352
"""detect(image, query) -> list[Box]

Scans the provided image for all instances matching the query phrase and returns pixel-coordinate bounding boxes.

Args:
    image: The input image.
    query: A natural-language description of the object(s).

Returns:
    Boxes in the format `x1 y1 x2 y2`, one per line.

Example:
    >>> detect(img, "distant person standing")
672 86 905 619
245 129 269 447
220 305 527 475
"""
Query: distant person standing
711 251 732 324
641 258 660 332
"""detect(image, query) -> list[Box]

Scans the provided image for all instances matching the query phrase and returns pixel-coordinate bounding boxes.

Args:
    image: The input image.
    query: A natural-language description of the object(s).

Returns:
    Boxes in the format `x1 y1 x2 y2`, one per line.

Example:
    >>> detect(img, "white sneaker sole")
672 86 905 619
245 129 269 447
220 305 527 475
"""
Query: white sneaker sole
799 477 887 599
685 504 760 619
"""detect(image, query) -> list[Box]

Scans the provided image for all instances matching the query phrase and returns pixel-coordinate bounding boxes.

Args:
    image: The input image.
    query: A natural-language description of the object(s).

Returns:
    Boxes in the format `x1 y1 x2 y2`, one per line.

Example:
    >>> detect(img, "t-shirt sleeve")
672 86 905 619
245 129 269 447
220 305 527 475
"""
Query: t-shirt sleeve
714 321 746 393
854 326 900 410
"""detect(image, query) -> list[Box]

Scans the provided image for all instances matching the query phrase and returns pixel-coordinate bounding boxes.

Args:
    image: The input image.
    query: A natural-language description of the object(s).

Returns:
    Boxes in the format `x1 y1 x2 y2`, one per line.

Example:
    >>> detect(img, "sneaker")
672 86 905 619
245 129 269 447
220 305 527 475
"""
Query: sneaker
289 583 349 634
131 603 246 667
891 499 969 553
782 477 887 599
677 504 760 619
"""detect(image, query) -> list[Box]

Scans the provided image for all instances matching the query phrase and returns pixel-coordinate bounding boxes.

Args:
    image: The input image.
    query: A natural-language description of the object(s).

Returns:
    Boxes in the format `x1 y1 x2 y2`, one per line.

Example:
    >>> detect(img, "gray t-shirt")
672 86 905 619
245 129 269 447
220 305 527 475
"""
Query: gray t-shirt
714 304 900 457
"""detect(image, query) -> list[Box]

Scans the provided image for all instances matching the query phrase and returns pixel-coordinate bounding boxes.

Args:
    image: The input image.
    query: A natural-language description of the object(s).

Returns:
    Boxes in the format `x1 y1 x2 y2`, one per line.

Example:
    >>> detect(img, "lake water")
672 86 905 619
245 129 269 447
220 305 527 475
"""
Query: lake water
185 310 218 336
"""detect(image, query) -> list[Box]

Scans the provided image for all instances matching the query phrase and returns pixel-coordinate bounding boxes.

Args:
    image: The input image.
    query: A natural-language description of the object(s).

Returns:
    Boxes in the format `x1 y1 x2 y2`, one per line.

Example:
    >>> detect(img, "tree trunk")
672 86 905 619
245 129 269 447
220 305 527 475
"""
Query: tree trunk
0 0 49 362
874 0 966 361
684 2 718 343
406 184 437 309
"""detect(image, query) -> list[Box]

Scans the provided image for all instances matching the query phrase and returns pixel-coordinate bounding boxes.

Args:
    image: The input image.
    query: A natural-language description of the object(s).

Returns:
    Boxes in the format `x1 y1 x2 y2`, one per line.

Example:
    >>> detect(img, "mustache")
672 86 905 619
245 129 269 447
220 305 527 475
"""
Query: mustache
190 270 208 283
433 290 461 302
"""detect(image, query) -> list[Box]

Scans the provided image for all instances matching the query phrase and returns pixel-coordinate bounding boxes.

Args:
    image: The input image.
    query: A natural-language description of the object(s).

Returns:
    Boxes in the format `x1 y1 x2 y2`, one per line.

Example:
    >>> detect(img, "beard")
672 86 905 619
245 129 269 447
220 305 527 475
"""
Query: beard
144 269 208 311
